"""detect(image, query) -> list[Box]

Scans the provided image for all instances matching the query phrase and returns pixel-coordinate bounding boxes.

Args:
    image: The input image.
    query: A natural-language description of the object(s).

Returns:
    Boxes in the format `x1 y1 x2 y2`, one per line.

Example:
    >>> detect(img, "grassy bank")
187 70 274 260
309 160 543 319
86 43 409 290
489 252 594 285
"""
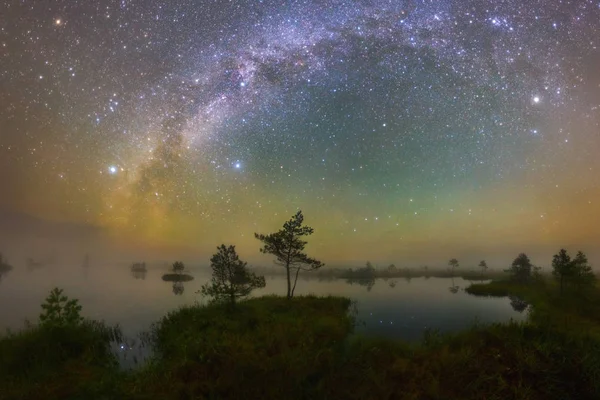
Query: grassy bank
0 321 123 399
466 278 600 337
3 290 600 399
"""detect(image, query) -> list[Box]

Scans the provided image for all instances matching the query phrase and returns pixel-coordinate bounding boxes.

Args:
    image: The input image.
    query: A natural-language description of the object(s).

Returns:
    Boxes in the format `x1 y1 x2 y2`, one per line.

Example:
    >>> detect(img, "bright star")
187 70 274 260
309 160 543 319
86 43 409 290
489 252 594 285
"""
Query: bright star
234 162 241 169
108 166 118 174
533 96 540 103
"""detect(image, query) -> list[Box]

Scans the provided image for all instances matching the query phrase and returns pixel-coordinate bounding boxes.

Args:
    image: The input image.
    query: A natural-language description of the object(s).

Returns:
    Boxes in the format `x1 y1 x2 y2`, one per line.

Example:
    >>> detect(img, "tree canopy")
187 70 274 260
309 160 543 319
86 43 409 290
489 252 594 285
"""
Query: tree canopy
201 244 266 305
506 253 533 283
255 210 323 298
552 249 595 293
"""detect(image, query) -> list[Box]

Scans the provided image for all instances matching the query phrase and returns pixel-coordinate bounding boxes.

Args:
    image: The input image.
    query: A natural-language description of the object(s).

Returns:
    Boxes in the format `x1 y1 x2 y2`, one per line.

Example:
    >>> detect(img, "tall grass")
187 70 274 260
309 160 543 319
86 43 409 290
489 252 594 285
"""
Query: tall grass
0 320 123 400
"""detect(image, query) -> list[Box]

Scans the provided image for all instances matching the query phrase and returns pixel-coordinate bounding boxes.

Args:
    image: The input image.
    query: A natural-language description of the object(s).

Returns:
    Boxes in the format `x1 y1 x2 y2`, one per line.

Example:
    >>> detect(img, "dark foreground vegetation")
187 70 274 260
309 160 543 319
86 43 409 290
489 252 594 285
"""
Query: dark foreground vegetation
3 278 600 399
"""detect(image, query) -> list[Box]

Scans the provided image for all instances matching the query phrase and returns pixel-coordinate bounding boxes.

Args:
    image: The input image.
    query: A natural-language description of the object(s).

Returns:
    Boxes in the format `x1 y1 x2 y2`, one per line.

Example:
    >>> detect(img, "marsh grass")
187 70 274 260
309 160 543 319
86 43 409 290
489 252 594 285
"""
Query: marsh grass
3 288 600 399
0 320 123 400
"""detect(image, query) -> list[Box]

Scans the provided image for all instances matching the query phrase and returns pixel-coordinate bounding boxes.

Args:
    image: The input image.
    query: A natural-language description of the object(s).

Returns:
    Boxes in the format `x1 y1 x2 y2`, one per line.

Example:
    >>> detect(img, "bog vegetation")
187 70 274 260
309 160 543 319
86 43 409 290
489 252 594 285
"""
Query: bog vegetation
1 212 599 399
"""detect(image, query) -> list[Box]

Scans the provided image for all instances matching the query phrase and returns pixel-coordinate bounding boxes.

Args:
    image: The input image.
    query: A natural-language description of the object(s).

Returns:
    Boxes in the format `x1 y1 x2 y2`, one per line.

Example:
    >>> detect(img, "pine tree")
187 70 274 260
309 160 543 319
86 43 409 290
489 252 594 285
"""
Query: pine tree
255 210 323 298
506 253 533 283
552 249 573 294
572 251 595 289
201 245 265 305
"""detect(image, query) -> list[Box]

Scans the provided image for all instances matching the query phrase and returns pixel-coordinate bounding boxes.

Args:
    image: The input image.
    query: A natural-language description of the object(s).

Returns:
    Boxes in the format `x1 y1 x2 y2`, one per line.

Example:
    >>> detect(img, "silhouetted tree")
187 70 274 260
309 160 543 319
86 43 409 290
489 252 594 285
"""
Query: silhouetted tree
201 244 266 305
172 281 184 295
131 262 147 272
255 210 323 298
448 258 459 275
172 261 185 274
478 260 488 276
572 251 595 289
552 249 595 293
387 264 397 274
39 288 83 326
552 249 573 294
506 253 533 283
365 261 376 275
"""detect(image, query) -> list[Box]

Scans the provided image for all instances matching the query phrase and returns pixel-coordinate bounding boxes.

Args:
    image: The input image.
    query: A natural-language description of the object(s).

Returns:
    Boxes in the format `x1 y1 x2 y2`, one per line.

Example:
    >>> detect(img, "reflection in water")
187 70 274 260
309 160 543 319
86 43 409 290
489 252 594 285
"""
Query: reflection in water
0 267 528 346
131 270 147 280
172 281 184 295
448 276 459 294
509 296 529 313
345 277 376 292
161 263 194 296
131 262 148 280
0 269 10 283
0 253 13 283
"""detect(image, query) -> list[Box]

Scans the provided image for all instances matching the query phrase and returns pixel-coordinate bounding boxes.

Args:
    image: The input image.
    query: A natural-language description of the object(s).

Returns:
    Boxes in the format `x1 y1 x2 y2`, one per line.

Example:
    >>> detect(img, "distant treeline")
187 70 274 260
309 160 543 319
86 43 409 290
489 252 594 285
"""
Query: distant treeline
252 262 508 281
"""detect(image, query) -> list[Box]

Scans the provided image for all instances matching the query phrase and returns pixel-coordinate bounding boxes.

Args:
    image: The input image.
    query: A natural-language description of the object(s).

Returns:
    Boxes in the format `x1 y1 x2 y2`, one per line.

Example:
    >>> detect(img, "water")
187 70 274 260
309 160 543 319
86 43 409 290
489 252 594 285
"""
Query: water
0 264 527 367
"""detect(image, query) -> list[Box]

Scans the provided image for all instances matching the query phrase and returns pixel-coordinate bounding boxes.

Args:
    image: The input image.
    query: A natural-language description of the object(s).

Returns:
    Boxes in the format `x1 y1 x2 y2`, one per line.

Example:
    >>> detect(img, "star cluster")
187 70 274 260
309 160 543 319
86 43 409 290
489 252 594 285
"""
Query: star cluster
1 0 599 264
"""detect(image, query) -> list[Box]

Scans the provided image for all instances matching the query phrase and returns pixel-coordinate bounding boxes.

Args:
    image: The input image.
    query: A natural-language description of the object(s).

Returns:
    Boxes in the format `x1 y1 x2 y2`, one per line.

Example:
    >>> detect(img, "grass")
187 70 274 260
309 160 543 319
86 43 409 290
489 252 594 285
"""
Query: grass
0 320 123 400
3 286 600 399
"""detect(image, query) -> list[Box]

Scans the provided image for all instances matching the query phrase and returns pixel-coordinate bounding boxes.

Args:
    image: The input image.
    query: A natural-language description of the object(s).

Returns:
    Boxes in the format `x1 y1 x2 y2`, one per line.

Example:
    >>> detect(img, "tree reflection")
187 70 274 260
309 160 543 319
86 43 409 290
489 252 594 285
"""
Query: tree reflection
162 262 194 296
131 270 147 280
0 252 13 283
345 277 376 292
172 281 184 295
131 262 147 280
449 276 459 294
509 295 529 313
388 280 397 288
0 268 10 283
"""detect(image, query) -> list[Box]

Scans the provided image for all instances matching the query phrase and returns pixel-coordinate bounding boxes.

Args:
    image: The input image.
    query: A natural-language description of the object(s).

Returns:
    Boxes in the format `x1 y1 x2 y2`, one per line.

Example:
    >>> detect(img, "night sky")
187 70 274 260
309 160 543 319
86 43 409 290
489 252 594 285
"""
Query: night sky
1 0 599 265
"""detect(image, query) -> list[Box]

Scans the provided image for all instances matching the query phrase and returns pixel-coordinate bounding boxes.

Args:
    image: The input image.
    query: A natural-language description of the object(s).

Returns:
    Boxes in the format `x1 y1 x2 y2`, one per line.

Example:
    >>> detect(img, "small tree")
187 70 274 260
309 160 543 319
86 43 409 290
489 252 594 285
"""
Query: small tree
552 249 573 294
506 253 533 283
201 245 266 305
255 210 324 298
448 258 459 275
571 251 595 289
365 261 376 273
39 288 83 326
478 260 488 276
172 261 185 274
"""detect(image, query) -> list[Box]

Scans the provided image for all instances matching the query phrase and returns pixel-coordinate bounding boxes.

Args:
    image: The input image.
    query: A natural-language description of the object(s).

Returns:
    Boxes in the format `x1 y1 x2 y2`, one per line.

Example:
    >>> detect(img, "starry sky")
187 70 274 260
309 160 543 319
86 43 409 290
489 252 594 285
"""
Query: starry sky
1 0 599 266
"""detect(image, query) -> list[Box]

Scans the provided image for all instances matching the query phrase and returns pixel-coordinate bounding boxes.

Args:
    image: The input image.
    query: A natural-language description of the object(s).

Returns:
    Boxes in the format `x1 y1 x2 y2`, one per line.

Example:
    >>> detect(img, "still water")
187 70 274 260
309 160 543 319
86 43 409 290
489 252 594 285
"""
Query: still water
0 264 526 365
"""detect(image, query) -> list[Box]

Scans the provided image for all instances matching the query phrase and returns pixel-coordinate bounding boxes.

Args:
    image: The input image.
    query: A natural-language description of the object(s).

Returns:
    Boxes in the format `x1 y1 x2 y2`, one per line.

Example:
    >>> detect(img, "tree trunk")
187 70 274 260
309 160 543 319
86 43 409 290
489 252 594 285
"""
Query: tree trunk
286 264 291 299
291 267 301 298
560 275 563 295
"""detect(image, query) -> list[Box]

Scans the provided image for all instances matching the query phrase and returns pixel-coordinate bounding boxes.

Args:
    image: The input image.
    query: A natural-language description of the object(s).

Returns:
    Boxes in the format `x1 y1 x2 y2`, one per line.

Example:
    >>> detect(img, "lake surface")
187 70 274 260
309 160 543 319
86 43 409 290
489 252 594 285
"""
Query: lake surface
0 264 527 366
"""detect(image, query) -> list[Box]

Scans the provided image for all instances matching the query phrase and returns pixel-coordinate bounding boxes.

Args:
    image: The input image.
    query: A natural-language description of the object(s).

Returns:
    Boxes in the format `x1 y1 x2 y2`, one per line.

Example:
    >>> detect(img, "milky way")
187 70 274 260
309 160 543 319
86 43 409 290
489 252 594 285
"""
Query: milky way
1 0 599 265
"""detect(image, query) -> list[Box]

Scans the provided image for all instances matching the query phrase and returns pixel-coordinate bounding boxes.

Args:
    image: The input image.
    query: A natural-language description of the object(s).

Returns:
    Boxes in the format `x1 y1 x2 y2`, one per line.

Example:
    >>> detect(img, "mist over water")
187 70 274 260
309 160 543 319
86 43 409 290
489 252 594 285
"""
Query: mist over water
0 261 525 342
